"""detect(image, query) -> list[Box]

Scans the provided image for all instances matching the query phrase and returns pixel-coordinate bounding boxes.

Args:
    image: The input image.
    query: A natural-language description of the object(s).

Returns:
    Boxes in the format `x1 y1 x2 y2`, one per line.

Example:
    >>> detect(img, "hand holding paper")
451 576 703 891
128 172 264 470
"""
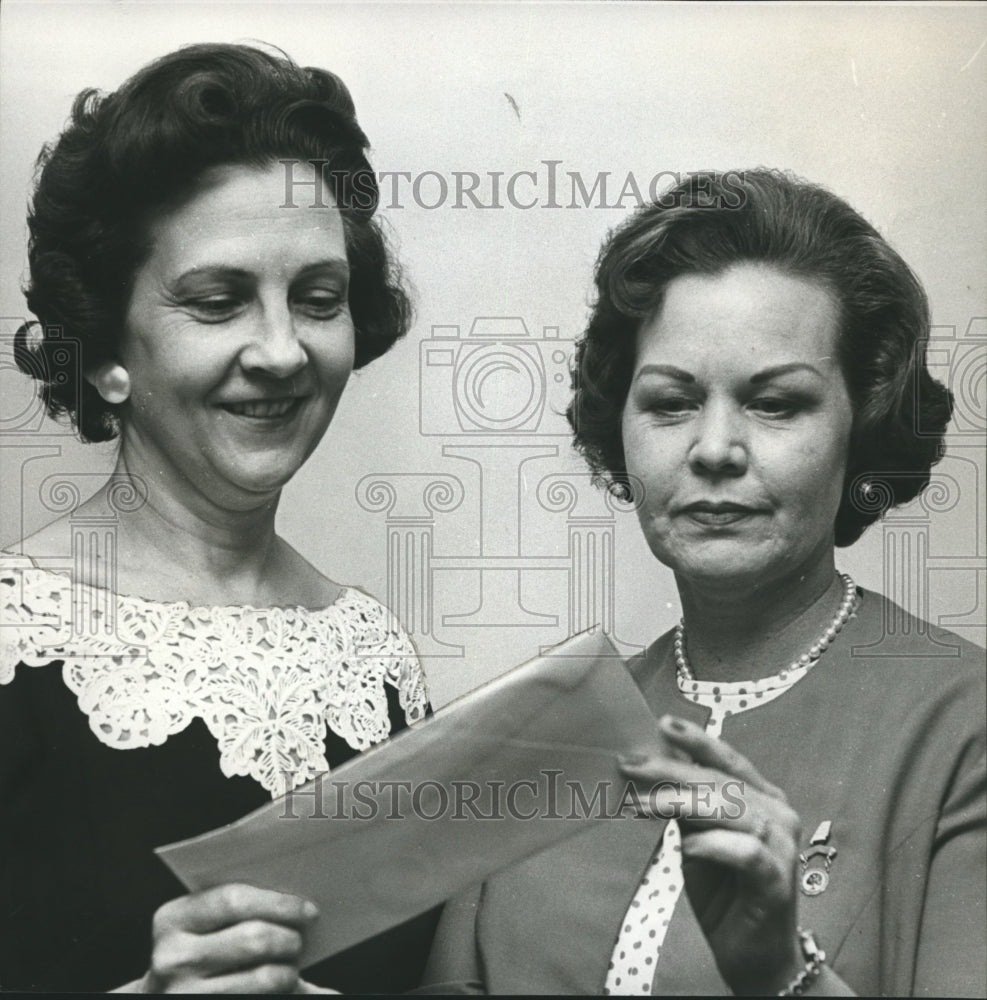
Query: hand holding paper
143 883 319 994
157 630 660 968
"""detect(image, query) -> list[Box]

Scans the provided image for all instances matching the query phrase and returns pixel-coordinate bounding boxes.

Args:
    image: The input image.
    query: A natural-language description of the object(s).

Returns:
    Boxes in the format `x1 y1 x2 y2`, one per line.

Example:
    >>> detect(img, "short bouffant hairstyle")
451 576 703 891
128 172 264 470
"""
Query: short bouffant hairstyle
567 169 953 547
16 42 411 442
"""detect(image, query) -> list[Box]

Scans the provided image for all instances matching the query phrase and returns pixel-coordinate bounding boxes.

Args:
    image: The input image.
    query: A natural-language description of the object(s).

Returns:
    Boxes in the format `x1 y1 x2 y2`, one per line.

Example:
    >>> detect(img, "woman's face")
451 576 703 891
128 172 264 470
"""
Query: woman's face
117 161 354 507
621 263 853 591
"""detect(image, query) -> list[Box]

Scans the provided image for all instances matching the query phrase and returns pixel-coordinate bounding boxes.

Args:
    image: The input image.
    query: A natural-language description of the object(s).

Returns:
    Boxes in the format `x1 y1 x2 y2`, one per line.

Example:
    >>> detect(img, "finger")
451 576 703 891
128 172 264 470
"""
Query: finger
155 884 318 935
680 828 790 900
149 923 304 992
195 920 304 971
627 774 802 850
627 773 762 826
621 753 736 788
657 716 786 798
619 740 768 797
186 963 300 994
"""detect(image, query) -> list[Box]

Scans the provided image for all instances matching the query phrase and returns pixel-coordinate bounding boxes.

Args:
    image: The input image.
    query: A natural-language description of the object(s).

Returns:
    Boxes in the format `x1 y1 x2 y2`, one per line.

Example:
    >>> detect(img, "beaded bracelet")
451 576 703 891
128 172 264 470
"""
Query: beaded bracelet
777 928 827 996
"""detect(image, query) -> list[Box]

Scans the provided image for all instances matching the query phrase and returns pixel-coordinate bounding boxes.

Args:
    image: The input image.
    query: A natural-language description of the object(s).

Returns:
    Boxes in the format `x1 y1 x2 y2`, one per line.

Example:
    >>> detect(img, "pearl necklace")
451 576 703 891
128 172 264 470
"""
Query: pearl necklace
674 572 859 683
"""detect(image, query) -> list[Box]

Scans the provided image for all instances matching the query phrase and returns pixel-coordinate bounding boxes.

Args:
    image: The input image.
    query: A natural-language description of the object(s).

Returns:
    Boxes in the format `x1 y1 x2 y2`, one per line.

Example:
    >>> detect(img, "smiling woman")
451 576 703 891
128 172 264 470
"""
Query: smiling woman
0 44 434 993
119 162 356 513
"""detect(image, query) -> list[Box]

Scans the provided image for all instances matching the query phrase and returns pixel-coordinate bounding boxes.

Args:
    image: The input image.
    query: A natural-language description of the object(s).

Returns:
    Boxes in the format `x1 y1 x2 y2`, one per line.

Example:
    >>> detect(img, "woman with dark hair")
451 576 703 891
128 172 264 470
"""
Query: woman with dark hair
1 43 433 993
425 171 985 996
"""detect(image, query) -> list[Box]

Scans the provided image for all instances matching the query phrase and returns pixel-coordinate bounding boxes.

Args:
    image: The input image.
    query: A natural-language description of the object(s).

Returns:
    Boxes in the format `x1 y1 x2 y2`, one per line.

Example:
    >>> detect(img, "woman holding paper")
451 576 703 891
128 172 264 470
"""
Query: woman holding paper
425 171 986 996
0 44 433 993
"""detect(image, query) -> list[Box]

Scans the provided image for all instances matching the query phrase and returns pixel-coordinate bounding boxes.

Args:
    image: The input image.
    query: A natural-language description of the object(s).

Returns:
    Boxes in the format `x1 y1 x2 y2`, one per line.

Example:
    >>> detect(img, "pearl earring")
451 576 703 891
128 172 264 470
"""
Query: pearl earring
90 362 131 405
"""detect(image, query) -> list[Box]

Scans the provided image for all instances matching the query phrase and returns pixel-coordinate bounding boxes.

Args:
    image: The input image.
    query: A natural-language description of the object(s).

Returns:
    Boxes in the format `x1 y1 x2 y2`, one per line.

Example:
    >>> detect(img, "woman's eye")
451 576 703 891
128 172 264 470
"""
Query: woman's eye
649 397 697 417
750 397 799 418
295 291 345 319
186 297 241 321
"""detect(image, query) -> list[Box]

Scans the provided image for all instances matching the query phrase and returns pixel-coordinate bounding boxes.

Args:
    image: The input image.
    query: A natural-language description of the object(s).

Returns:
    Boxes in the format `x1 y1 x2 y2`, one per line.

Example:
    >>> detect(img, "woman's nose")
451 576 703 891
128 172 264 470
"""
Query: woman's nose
239 306 308 379
687 404 748 476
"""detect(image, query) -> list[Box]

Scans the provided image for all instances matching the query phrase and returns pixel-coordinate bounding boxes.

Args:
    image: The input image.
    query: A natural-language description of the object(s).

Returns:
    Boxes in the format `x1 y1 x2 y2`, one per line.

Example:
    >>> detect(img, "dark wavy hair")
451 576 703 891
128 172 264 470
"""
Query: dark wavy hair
15 42 412 442
567 169 953 547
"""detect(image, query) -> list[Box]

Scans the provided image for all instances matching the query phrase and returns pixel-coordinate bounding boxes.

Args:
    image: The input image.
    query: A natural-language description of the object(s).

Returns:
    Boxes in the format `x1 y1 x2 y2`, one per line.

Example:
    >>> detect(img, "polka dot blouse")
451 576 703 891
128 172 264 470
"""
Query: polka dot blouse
602 665 806 995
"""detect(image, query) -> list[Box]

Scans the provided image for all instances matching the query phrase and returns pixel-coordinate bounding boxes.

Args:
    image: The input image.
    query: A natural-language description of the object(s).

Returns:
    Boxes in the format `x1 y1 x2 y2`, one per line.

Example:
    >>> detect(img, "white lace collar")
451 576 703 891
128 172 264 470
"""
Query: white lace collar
1 553 427 797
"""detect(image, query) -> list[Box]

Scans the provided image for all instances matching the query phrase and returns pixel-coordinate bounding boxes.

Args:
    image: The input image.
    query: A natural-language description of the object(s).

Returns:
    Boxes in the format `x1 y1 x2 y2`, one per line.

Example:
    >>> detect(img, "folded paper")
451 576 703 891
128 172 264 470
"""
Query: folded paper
156 629 660 966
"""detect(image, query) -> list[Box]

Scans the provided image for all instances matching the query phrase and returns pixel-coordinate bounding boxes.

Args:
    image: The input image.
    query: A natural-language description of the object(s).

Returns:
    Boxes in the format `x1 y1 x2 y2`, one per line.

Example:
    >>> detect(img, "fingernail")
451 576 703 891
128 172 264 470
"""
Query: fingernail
303 901 319 919
660 715 688 733
618 751 650 768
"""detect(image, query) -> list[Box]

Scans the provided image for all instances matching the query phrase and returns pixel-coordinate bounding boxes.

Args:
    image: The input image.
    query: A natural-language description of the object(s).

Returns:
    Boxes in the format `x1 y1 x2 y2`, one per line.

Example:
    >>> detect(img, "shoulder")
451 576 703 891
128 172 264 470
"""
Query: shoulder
330 586 430 719
266 539 344 608
332 586 416 648
8 504 90 563
849 587 985 679
626 625 676 681
818 587 986 748
1 551 72 684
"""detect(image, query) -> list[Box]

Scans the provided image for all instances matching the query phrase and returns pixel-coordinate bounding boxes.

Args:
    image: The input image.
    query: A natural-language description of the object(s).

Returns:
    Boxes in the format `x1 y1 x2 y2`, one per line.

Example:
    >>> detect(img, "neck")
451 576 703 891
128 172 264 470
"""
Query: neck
90 447 284 605
675 552 846 683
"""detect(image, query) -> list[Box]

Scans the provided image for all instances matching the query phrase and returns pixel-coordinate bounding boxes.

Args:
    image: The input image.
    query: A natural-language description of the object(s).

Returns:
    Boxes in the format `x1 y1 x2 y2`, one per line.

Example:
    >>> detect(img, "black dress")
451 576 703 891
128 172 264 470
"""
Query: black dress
0 556 437 993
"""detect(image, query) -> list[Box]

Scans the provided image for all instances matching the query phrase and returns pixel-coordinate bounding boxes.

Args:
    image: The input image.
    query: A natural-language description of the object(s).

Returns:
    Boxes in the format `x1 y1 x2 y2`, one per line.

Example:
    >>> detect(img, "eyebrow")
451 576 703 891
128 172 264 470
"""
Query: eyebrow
171 257 350 285
634 364 696 383
633 362 822 384
295 259 351 279
748 363 823 384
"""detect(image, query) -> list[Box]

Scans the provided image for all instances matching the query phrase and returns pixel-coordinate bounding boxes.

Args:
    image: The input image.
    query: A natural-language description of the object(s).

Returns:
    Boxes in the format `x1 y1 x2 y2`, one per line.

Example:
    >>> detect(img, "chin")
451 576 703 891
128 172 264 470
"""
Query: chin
654 543 780 587
224 462 303 498
681 564 768 587
677 552 815 592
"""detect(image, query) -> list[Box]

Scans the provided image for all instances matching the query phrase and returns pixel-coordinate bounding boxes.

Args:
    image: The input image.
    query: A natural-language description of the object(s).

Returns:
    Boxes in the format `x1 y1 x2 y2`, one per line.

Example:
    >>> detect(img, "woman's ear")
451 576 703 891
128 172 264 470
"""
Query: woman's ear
85 361 132 404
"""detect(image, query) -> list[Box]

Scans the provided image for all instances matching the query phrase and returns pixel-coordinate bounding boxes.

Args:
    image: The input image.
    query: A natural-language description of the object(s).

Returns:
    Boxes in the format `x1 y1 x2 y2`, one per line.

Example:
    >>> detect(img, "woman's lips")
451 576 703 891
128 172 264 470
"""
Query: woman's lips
678 503 765 526
220 398 301 420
